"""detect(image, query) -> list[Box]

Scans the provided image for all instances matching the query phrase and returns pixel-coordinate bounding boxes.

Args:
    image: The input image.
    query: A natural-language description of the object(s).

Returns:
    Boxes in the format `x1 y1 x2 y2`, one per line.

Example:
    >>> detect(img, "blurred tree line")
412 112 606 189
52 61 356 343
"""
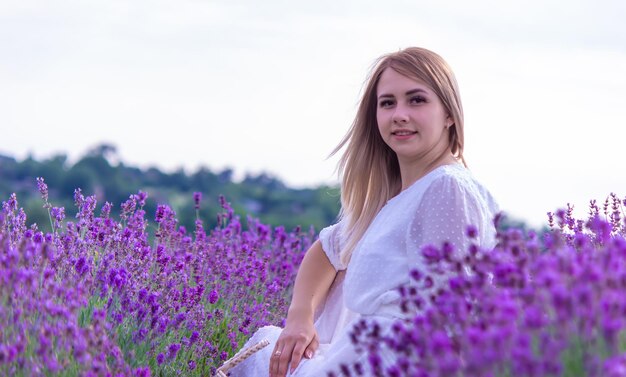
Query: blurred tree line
0 144 341 233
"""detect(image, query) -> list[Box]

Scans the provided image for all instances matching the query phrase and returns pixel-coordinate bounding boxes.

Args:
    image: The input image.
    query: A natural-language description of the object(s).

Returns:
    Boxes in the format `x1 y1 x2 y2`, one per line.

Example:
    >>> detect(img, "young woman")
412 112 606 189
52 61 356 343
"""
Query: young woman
228 47 499 377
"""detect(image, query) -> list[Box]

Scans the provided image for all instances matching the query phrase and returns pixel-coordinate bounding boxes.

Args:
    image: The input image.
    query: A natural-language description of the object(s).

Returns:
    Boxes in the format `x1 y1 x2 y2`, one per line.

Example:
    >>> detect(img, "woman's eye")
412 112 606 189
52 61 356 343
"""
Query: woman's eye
379 100 394 108
410 96 426 104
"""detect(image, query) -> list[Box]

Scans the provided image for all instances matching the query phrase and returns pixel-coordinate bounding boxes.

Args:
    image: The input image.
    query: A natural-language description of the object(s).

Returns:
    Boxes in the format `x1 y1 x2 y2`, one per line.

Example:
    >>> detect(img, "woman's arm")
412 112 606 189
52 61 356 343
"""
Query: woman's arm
289 239 338 317
270 239 338 377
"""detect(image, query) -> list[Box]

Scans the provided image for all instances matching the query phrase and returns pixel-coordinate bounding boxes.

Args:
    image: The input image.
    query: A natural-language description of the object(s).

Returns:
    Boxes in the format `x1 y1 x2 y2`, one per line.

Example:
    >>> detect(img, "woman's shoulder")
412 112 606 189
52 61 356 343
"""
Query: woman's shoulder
437 163 478 186
413 163 472 194
424 164 499 210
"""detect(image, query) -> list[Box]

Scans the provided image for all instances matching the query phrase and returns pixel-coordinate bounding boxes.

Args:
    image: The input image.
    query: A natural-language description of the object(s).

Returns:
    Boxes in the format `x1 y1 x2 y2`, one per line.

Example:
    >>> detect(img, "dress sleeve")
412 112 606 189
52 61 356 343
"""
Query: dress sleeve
318 219 348 271
406 174 496 294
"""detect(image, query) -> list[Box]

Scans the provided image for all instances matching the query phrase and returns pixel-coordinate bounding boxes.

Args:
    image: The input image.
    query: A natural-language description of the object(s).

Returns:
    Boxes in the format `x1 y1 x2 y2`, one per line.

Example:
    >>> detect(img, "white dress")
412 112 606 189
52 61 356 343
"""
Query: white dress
229 164 499 376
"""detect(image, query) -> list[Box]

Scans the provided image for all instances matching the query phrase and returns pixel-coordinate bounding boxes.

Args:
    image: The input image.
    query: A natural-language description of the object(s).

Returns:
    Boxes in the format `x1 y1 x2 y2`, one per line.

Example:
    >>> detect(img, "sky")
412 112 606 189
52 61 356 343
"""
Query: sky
1 0 625 228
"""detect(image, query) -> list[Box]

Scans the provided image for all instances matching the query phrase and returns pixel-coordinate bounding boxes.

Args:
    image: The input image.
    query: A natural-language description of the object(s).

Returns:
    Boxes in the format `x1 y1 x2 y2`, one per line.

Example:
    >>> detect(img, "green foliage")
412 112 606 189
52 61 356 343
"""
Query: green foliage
0 144 341 232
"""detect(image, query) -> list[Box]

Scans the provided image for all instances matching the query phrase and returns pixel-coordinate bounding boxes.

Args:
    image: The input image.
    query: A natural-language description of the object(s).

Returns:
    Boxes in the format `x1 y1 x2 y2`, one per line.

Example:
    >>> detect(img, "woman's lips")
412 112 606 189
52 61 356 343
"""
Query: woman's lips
391 130 417 140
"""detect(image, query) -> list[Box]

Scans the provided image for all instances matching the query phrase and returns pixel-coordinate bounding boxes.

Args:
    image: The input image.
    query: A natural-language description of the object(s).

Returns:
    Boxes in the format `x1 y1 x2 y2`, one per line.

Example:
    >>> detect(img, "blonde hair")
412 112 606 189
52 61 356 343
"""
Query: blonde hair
331 47 466 266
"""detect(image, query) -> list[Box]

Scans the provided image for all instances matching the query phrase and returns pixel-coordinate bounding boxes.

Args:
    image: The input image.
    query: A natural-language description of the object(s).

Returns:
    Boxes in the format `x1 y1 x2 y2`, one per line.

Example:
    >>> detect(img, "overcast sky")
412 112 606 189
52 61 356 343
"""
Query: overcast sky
1 0 625 228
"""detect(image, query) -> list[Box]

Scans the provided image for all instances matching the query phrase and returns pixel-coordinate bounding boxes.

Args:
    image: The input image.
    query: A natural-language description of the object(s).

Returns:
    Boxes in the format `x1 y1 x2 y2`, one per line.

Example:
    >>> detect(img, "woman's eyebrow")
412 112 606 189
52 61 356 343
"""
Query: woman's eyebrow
405 88 428 96
378 88 428 99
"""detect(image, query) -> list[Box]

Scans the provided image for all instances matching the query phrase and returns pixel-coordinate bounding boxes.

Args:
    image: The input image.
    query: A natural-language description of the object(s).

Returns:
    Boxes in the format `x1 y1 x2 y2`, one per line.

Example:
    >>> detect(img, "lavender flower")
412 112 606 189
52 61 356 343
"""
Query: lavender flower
167 343 181 360
133 366 151 377
36 177 49 207
193 192 202 210
209 290 219 304
343 196 626 377
188 359 196 370
1 184 314 375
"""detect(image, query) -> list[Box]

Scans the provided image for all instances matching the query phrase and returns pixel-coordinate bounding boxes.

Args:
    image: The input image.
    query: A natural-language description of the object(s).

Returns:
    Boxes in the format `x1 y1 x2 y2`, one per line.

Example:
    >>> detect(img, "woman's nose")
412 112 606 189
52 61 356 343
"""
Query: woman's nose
392 105 409 123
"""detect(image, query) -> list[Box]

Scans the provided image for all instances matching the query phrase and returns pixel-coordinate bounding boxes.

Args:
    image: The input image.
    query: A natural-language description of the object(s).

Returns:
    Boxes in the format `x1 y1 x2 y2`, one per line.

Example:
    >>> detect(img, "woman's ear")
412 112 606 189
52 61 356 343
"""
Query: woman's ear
445 116 453 129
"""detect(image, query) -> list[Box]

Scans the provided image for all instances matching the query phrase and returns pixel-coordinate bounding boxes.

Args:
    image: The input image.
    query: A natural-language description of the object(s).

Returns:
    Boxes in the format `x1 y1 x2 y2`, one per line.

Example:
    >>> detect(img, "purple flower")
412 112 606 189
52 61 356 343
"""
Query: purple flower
604 353 626 377
73 188 84 207
189 331 199 344
75 256 89 276
524 305 546 330
36 177 49 203
44 355 60 372
50 207 65 222
0 344 17 364
0 191 323 375
193 192 202 210
368 352 382 371
421 244 441 264
3 193 17 212
157 316 169 334
133 367 151 377
339 363 351 376
156 353 165 365
37 333 50 356
466 224 478 238
136 191 148 207
342 193 626 376
409 269 423 282
188 359 196 370
155 204 167 223
167 343 181 360
209 290 219 304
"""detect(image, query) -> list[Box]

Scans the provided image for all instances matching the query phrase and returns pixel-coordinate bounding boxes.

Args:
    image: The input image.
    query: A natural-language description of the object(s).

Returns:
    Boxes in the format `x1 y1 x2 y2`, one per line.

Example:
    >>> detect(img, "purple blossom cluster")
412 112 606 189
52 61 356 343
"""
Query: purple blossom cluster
345 195 626 377
1 179 312 376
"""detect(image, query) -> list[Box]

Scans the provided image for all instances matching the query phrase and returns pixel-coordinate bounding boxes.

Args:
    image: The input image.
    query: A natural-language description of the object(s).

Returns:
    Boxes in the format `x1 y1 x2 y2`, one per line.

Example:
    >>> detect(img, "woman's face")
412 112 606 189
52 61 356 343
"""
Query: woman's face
376 68 451 164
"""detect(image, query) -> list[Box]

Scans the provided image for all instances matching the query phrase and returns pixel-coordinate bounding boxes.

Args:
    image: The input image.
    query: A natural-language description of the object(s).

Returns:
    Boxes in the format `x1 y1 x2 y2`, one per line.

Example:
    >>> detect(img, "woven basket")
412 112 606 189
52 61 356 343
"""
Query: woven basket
214 339 270 376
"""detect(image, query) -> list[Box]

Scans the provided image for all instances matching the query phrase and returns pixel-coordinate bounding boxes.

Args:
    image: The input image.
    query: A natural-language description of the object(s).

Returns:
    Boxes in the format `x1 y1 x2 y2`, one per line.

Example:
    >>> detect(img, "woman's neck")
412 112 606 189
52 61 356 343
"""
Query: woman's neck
398 151 458 191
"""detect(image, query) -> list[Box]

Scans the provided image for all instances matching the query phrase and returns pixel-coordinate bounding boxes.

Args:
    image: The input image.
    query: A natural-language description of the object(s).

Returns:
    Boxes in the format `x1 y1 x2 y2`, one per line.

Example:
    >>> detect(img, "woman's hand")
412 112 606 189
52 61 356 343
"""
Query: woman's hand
269 314 319 377
268 240 336 376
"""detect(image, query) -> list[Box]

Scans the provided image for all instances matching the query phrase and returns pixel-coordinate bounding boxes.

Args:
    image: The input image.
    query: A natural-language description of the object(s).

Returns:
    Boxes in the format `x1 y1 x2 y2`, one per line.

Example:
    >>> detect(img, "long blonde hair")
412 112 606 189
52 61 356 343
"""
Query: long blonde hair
331 47 466 266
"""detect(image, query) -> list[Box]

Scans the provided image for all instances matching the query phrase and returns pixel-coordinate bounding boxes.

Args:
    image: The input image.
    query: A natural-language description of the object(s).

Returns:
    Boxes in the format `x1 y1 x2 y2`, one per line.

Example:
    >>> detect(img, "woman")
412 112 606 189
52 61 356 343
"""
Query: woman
229 47 499 377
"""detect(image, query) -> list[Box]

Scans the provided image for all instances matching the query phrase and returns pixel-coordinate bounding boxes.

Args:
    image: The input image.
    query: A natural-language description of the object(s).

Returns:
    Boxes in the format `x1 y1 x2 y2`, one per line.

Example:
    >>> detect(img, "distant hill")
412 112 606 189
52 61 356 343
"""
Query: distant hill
0 143 341 233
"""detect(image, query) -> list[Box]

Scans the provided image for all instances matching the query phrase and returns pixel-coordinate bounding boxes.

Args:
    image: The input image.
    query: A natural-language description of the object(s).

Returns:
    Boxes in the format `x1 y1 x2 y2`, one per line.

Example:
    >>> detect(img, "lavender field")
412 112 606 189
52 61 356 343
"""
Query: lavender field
1 179 311 376
3 179 626 376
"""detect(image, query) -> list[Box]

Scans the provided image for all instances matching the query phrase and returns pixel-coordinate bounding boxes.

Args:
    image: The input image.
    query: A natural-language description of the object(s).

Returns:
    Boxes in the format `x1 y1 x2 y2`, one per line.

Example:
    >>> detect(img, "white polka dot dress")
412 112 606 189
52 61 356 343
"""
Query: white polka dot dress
229 163 499 376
